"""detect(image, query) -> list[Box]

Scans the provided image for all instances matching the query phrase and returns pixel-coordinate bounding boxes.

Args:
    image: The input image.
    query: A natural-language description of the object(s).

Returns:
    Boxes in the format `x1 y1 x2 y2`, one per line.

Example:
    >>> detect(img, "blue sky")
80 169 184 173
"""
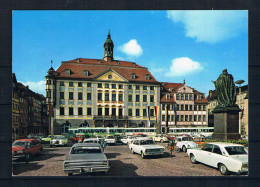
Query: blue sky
13 10 248 96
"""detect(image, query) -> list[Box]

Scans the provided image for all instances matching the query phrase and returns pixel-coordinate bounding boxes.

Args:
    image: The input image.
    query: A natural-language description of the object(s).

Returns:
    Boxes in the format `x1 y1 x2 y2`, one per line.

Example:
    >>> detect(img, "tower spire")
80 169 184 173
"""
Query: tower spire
51 59 53 68
104 29 114 61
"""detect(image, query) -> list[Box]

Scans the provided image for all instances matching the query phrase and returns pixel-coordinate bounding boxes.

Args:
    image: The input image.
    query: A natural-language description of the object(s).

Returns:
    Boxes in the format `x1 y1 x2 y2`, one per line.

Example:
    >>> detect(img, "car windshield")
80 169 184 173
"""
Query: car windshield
106 136 114 139
71 147 102 154
12 141 29 147
140 140 155 145
182 137 193 141
84 140 99 143
224 146 247 155
54 136 65 139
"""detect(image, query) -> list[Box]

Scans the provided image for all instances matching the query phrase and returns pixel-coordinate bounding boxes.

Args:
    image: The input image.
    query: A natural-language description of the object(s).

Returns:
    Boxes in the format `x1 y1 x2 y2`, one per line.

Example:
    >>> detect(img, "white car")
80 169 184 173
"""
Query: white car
83 138 100 144
187 142 248 175
50 135 68 146
129 138 165 159
104 135 116 145
175 136 199 152
121 135 136 145
153 134 169 143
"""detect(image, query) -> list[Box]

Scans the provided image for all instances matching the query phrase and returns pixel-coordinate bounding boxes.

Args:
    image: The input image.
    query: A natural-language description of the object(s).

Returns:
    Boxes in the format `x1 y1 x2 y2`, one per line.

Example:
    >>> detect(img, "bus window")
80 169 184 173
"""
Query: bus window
209 129 214 132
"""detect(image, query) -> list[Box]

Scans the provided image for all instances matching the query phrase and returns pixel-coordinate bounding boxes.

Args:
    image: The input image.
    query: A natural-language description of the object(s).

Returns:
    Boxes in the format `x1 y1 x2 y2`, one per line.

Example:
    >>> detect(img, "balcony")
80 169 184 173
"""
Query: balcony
93 115 128 120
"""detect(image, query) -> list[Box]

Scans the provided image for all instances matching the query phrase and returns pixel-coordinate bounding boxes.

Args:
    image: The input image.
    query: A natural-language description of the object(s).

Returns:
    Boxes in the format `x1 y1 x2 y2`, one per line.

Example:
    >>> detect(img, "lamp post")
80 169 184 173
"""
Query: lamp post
235 80 245 135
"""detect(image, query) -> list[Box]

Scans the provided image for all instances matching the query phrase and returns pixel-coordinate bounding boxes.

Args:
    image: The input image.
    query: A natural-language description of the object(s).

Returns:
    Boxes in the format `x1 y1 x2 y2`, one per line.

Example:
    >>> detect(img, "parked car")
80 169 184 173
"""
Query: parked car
94 135 104 141
175 136 199 152
121 135 139 145
12 139 43 160
71 135 89 143
50 135 68 146
167 134 176 141
193 137 206 147
63 143 110 176
104 135 116 145
153 134 169 143
27 134 44 141
41 135 55 143
83 138 100 144
187 142 248 175
129 138 165 159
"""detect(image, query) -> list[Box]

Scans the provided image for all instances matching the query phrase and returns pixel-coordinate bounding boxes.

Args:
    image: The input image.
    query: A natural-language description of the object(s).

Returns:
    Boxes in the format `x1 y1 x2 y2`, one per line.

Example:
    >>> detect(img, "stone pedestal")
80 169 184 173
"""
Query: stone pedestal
212 107 241 140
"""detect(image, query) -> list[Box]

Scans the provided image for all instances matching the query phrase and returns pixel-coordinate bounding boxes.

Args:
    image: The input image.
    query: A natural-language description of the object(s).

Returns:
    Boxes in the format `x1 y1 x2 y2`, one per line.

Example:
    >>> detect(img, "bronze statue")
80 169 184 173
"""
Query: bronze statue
212 69 237 109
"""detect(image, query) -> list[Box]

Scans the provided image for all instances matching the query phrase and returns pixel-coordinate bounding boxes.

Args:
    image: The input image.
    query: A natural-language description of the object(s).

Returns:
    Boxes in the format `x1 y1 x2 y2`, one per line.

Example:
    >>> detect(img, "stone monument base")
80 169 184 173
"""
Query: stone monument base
212 107 241 141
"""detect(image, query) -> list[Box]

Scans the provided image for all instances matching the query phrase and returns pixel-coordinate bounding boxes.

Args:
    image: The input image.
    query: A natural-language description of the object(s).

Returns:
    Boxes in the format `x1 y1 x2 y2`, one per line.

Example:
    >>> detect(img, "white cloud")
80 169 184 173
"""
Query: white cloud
21 80 46 96
118 39 143 57
114 56 125 61
167 10 247 43
165 57 203 77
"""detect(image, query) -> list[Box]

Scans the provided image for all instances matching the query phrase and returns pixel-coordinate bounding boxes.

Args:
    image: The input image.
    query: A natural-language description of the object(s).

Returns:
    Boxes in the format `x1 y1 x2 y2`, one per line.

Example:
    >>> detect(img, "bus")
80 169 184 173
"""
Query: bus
168 127 214 137
68 127 157 138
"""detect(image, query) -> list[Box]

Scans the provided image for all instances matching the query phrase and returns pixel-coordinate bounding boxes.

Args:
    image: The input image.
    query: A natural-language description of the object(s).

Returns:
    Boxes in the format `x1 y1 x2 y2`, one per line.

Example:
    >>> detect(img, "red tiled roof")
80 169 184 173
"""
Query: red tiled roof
206 90 217 101
160 94 176 103
194 94 208 104
55 58 159 83
160 82 183 92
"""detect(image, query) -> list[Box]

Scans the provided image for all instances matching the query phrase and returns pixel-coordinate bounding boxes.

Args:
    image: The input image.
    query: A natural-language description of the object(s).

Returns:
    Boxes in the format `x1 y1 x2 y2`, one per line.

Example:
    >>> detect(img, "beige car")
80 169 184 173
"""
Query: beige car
153 134 169 143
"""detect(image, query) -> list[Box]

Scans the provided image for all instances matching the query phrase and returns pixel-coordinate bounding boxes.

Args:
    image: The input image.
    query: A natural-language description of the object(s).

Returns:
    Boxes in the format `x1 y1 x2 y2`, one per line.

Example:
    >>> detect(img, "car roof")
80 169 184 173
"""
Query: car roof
84 138 99 141
72 143 101 147
207 142 244 147
15 139 38 142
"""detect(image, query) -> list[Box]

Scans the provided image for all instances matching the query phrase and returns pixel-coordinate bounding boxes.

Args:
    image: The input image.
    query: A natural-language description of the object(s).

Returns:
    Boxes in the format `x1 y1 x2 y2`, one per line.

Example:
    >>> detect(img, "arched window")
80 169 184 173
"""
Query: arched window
61 120 71 133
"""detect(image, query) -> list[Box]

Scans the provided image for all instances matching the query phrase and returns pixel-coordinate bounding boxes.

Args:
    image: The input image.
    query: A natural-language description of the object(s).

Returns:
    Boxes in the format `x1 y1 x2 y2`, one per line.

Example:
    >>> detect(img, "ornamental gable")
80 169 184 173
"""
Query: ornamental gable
94 69 128 82
176 85 194 93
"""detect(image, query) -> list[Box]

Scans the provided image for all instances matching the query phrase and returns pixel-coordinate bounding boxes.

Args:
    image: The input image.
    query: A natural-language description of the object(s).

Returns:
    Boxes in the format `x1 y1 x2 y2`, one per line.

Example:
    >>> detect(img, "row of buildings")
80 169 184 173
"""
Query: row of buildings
45 31 209 135
12 73 49 141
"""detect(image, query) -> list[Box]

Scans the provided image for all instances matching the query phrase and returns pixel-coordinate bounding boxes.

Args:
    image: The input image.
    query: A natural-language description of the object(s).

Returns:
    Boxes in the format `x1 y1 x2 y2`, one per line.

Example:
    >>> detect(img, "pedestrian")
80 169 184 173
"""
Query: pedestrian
169 139 175 158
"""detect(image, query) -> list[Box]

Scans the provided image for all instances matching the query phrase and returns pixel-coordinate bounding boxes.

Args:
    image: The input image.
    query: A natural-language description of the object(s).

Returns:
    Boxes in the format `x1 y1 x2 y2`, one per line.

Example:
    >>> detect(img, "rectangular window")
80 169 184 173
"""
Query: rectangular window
190 105 193 111
69 92 73 100
105 84 109 88
143 86 147 90
189 94 192 100
136 95 140 102
194 105 197 111
185 105 188 111
185 94 188 100
65 70 70 75
119 94 123 101
112 84 116 89
136 109 140 117
105 108 109 116
181 115 184 121
112 108 116 116
150 86 154 90
78 82 83 87
176 94 179 100
118 84 123 89
185 115 188 121
83 70 89 76
181 104 184 111
112 94 116 101
98 83 102 88
60 107 64 115
69 107 73 115
162 115 165 121
98 108 102 116
60 92 64 99
69 82 73 87
198 115 201 121
128 85 132 89
198 105 201 111
128 108 132 116
150 109 154 116
143 109 147 117
60 81 64 86
119 108 122 116
181 94 184 100
177 104 179 110
105 93 109 101
87 83 91 87
171 115 174 121
143 95 147 102
203 105 206 111
150 95 154 102
162 104 165 110
78 108 82 115
194 115 197 121
87 108 92 115
189 115 193 121
203 115 206 121
87 93 91 100
98 93 102 101
136 85 140 90
76 92 81 100
128 94 132 102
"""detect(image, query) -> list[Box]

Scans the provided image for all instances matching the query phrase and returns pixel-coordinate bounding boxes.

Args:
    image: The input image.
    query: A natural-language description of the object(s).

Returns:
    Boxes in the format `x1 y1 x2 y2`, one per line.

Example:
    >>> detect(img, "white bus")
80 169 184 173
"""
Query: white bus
168 127 214 136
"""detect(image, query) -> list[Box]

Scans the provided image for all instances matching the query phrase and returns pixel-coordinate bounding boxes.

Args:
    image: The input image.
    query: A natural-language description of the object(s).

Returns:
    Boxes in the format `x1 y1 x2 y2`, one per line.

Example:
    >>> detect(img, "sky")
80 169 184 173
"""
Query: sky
13 10 248 97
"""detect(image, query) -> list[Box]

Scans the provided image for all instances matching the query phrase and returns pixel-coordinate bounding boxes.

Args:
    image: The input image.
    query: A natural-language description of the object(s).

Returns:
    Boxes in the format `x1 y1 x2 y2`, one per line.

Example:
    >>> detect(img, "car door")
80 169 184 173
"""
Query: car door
208 145 223 168
30 141 37 155
196 144 213 165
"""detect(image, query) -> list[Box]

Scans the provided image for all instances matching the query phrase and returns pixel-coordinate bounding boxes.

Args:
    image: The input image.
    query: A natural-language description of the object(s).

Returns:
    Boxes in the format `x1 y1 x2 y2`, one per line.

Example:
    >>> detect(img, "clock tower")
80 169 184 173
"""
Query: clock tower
104 29 114 61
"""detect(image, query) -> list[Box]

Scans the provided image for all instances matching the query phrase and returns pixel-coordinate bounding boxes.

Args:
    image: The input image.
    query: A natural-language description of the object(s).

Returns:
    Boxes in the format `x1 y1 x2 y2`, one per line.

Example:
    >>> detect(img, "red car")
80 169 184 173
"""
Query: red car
12 139 43 160
71 135 89 143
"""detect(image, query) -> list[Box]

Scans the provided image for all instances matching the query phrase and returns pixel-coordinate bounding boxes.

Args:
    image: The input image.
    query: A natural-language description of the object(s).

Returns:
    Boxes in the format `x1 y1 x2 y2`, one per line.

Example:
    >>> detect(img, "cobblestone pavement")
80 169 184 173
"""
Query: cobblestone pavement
12 143 241 176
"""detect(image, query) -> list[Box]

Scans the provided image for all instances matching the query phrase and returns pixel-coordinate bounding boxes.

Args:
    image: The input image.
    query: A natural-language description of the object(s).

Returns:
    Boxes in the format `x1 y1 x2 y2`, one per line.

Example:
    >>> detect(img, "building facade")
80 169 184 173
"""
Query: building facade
160 82 209 133
46 32 161 135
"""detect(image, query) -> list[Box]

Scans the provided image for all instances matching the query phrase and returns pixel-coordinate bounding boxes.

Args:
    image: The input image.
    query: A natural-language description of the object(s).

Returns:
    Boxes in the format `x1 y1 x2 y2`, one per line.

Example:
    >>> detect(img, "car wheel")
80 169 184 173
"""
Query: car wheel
219 164 229 175
174 147 180 153
182 146 187 152
131 148 135 154
68 173 73 176
141 151 146 159
160 139 164 143
190 154 197 164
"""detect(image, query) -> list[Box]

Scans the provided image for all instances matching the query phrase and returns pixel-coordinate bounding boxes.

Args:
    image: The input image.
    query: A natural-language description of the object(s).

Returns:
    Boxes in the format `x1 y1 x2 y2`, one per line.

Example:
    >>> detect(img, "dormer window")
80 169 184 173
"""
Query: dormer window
65 69 71 75
98 60 102 63
83 70 89 76
131 73 136 79
116 61 120 64
132 63 136 66
166 94 170 100
76 58 80 62
169 88 173 91
145 74 150 80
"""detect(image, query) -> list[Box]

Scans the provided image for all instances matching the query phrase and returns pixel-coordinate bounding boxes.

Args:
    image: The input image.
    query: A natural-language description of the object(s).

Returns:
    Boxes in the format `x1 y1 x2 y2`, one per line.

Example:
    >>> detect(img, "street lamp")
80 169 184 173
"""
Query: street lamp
235 80 245 135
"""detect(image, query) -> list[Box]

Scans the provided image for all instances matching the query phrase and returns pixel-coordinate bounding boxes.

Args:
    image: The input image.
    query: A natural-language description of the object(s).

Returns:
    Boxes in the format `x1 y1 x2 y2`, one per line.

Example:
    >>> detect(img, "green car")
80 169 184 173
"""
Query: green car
41 135 55 143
